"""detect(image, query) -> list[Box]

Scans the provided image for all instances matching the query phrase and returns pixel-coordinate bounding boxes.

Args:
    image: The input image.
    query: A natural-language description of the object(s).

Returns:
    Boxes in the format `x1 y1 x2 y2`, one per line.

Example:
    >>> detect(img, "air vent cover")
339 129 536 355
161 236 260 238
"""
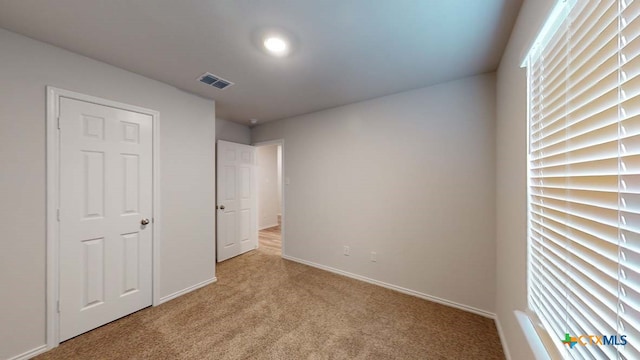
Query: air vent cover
198 72 234 90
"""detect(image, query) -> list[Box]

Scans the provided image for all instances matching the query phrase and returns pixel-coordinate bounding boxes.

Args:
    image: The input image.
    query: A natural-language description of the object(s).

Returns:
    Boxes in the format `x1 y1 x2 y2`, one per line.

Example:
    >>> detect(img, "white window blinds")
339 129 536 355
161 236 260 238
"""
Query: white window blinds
528 0 640 359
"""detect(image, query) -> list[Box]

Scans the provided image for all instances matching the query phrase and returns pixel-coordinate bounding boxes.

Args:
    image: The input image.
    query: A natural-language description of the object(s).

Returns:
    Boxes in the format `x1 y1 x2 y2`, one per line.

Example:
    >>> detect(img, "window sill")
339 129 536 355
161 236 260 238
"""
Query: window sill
515 310 564 360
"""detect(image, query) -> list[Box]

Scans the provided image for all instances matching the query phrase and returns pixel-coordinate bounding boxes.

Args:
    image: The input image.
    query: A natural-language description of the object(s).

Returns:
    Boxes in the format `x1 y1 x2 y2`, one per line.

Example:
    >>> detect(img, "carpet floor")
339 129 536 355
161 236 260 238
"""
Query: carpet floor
36 227 505 359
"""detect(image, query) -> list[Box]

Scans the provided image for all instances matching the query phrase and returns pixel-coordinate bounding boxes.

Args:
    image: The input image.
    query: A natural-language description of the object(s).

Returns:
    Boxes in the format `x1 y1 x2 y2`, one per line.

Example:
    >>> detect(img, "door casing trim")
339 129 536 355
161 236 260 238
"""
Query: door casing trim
45 86 161 349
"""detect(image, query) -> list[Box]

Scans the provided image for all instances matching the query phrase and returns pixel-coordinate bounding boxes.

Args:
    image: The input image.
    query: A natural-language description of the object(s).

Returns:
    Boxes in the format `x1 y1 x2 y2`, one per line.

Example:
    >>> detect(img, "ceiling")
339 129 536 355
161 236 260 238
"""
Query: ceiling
0 0 523 125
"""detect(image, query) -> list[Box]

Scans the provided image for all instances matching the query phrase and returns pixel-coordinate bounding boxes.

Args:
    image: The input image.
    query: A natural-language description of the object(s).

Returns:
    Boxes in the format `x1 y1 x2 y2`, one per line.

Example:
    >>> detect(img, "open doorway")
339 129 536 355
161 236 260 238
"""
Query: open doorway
255 141 284 256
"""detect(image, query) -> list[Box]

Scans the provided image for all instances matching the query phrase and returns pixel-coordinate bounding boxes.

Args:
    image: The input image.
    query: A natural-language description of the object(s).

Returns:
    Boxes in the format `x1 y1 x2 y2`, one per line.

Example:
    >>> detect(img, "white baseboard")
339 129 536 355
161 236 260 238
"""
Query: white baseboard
282 254 495 319
158 277 217 305
7 344 47 360
495 316 512 360
259 223 279 230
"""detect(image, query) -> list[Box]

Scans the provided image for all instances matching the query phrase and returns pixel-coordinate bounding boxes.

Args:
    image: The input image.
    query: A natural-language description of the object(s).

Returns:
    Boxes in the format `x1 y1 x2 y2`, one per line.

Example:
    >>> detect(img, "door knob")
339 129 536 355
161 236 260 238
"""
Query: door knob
141 218 150 225
219 205 225 210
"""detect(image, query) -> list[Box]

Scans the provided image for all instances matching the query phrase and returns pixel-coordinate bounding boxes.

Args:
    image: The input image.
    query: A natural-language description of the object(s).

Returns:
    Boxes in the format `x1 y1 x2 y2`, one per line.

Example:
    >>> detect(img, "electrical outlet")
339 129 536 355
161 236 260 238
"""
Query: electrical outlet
371 251 377 262
343 246 350 256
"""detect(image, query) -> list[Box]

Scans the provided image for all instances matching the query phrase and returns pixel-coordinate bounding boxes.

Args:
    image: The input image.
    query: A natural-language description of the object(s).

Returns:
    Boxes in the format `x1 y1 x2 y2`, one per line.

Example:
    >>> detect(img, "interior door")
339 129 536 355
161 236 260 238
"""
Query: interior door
217 140 257 262
58 97 153 341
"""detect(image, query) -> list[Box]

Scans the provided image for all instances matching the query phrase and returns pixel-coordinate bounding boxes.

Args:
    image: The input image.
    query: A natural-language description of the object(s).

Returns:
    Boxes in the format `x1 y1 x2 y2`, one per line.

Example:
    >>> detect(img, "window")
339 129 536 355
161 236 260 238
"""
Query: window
527 0 640 359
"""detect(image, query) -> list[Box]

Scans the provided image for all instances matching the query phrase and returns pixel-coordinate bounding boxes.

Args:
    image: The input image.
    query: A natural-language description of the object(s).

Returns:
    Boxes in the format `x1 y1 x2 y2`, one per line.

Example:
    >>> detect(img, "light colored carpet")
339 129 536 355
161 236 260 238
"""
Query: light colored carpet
36 228 505 359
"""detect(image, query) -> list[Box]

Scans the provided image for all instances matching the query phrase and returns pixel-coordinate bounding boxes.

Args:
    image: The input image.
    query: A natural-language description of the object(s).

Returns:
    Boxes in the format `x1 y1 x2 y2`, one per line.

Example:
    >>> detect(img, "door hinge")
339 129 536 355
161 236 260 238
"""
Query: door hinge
57 209 60 222
57 300 60 313
57 117 60 130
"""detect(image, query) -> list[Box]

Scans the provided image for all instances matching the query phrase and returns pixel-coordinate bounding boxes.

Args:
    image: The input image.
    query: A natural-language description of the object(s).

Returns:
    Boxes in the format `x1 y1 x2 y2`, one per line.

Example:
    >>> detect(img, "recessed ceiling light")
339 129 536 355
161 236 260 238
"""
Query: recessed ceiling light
252 27 297 57
263 36 289 57
250 118 258 125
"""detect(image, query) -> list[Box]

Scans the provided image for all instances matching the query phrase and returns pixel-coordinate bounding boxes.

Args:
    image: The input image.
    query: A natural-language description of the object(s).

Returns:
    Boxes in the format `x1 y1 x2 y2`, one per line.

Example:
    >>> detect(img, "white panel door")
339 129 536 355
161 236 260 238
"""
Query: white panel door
59 97 153 341
217 140 257 262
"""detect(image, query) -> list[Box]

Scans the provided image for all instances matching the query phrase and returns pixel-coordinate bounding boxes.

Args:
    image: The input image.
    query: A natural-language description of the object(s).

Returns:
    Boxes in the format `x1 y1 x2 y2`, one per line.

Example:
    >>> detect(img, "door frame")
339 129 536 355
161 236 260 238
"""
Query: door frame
253 139 285 257
45 86 161 349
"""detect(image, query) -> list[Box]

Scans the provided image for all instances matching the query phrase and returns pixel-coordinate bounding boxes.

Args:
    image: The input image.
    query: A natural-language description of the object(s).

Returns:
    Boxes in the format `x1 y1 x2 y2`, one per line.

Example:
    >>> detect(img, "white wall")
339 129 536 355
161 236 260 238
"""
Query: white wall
257 145 281 229
252 73 497 313
495 1 554 359
0 28 216 360
216 118 251 145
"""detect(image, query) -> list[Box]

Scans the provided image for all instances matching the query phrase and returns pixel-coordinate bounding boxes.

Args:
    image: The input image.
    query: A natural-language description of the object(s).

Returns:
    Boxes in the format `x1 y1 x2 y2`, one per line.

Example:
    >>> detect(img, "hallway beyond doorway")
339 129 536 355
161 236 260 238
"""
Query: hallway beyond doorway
259 225 281 254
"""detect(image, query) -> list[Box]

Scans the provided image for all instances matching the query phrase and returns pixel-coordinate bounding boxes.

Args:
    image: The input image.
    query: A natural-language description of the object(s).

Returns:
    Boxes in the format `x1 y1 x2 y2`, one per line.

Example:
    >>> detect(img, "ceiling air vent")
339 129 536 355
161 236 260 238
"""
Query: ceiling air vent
198 72 234 90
